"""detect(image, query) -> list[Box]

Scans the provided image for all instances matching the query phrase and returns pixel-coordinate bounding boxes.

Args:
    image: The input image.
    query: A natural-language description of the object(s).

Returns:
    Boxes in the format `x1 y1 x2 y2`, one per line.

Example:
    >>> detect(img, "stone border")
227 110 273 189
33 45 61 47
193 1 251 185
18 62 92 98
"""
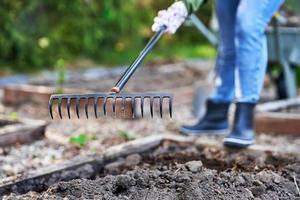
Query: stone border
255 97 300 136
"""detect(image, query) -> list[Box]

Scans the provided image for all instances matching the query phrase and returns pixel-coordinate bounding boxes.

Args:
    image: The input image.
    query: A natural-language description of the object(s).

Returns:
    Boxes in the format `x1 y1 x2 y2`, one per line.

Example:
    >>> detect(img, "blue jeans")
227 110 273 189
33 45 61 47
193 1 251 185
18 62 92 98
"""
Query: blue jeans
211 0 284 103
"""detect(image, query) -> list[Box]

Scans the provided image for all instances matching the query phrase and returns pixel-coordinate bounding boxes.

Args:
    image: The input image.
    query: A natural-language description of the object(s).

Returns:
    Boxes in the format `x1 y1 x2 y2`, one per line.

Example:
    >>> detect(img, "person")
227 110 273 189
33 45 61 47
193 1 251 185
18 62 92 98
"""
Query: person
152 0 284 148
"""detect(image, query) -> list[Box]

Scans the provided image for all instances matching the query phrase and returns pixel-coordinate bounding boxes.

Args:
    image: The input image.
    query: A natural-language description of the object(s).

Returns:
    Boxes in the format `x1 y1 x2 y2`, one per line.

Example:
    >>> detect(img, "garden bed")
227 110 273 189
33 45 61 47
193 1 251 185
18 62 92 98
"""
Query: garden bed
2 135 300 199
2 61 211 108
255 97 300 136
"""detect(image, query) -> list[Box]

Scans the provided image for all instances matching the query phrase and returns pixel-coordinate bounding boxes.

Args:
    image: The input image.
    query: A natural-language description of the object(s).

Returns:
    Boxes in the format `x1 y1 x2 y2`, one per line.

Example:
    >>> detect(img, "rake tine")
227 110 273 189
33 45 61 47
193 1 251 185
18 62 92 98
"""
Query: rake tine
58 98 63 119
67 98 71 119
140 96 144 117
168 96 173 118
49 98 54 119
150 96 154 118
49 92 172 119
159 97 163 118
94 97 98 118
85 97 89 118
131 97 135 118
103 97 107 116
112 96 117 117
121 97 126 117
76 98 80 119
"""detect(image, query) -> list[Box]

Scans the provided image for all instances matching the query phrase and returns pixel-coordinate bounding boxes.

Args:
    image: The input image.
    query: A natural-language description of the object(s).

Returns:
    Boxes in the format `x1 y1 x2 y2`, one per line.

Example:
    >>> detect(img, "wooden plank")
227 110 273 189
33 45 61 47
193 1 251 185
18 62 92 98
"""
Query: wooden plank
255 113 300 136
3 85 53 106
2 85 86 106
0 155 98 197
193 135 299 154
102 134 165 161
0 117 47 147
256 97 300 112
0 119 18 127
255 97 300 136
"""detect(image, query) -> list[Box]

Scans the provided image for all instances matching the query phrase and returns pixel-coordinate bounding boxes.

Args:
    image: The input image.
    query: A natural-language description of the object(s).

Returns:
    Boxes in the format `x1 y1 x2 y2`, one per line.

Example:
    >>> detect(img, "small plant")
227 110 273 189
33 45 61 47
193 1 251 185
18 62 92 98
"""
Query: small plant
69 133 97 147
117 130 136 141
55 58 66 94
8 112 18 121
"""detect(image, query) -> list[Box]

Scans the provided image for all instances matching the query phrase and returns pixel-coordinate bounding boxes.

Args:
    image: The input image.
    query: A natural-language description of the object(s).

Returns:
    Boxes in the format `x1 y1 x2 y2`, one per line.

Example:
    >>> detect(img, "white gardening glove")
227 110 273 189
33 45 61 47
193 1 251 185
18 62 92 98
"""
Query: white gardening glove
152 1 188 34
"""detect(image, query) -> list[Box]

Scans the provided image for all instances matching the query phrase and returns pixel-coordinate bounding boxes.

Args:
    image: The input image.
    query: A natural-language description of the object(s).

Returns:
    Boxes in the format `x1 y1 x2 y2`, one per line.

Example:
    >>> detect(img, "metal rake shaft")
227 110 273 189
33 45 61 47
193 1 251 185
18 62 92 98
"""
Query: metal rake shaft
110 28 165 93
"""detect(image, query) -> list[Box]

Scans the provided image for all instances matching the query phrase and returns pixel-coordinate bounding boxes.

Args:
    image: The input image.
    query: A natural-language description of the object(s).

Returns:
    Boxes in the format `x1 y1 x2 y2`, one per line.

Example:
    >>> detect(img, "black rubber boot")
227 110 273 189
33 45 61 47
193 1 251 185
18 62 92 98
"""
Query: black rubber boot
224 102 256 148
180 99 230 136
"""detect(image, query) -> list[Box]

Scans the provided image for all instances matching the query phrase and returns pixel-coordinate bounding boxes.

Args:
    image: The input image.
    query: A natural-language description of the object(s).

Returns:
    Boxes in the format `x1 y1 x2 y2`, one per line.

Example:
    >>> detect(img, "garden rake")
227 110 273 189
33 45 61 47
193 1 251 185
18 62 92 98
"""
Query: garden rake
49 27 173 119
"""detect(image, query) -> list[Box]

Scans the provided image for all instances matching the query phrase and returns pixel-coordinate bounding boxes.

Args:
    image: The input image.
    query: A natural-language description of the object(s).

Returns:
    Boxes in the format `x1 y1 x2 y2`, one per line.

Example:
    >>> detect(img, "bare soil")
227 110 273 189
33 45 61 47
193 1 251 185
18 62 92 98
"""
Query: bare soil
6 141 300 200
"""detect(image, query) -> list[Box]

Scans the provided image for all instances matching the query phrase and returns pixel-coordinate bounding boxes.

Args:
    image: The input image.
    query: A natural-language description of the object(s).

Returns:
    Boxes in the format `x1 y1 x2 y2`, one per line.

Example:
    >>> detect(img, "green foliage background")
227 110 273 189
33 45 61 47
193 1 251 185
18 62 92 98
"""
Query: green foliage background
0 0 214 73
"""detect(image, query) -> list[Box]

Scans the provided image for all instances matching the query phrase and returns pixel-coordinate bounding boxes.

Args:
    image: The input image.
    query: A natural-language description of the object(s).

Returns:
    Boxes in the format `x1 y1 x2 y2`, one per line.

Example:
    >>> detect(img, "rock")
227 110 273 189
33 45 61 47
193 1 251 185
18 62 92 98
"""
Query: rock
185 160 203 173
174 174 191 183
151 169 162 178
272 173 282 184
244 188 254 199
104 159 125 175
235 175 246 186
256 171 272 184
125 154 141 167
253 180 264 186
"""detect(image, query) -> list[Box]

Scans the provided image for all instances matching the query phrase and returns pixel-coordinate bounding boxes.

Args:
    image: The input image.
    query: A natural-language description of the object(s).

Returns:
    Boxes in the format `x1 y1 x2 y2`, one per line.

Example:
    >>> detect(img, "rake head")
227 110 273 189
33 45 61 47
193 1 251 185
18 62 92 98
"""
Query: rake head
49 93 173 119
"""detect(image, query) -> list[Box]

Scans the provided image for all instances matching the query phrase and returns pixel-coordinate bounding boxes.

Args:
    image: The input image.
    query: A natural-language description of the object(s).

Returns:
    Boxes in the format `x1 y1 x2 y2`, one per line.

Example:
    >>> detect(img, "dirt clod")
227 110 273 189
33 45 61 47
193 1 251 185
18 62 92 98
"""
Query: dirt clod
112 175 135 195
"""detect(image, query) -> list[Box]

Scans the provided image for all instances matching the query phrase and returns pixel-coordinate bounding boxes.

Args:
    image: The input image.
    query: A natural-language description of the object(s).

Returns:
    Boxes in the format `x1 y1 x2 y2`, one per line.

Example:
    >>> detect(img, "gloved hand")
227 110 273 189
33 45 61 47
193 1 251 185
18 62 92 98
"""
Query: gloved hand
152 1 188 34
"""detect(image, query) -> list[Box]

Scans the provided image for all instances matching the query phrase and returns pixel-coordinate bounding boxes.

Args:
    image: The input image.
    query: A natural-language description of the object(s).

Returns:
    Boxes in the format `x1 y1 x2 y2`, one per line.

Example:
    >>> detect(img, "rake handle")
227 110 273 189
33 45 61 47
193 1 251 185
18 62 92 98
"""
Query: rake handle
111 27 166 93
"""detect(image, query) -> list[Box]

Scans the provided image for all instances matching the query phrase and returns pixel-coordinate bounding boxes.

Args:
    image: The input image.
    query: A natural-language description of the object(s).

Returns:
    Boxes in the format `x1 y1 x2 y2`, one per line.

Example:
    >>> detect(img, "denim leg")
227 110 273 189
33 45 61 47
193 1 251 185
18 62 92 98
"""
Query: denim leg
235 0 284 103
210 0 240 103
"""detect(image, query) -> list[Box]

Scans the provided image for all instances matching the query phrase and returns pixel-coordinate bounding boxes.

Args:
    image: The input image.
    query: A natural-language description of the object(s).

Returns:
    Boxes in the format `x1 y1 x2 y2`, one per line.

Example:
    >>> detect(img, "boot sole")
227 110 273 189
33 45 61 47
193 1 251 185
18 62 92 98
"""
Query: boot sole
179 127 229 136
223 138 254 148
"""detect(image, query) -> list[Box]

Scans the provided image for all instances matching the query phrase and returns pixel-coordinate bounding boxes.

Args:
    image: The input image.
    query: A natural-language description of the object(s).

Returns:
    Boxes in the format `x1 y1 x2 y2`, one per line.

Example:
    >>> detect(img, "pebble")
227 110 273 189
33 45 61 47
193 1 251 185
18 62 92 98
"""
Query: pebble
244 188 254 199
185 160 203 173
272 173 282 184
0 140 65 180
235 175 246 186
253 180 264 186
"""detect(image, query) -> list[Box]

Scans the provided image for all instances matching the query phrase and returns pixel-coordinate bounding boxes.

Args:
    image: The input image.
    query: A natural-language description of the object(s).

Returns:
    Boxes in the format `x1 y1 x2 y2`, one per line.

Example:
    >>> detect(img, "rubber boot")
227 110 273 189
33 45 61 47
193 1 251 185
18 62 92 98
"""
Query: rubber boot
224 102 256 148
180 99 230 136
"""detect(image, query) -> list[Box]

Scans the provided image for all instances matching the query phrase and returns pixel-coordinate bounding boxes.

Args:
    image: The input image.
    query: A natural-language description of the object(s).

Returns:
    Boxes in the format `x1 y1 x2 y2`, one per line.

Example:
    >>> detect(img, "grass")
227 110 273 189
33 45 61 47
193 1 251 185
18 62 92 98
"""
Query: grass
99 43 217 66
0 43 216 74
8 112 19 121
151 44 217 60
117 130 136 141
69 133 97 147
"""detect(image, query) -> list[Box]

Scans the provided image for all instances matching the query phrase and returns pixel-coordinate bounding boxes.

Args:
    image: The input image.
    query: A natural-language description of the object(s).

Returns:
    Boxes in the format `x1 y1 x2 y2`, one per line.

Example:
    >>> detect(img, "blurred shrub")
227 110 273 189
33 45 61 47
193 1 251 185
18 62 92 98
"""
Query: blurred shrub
0 0 213 72
55 58 66 93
